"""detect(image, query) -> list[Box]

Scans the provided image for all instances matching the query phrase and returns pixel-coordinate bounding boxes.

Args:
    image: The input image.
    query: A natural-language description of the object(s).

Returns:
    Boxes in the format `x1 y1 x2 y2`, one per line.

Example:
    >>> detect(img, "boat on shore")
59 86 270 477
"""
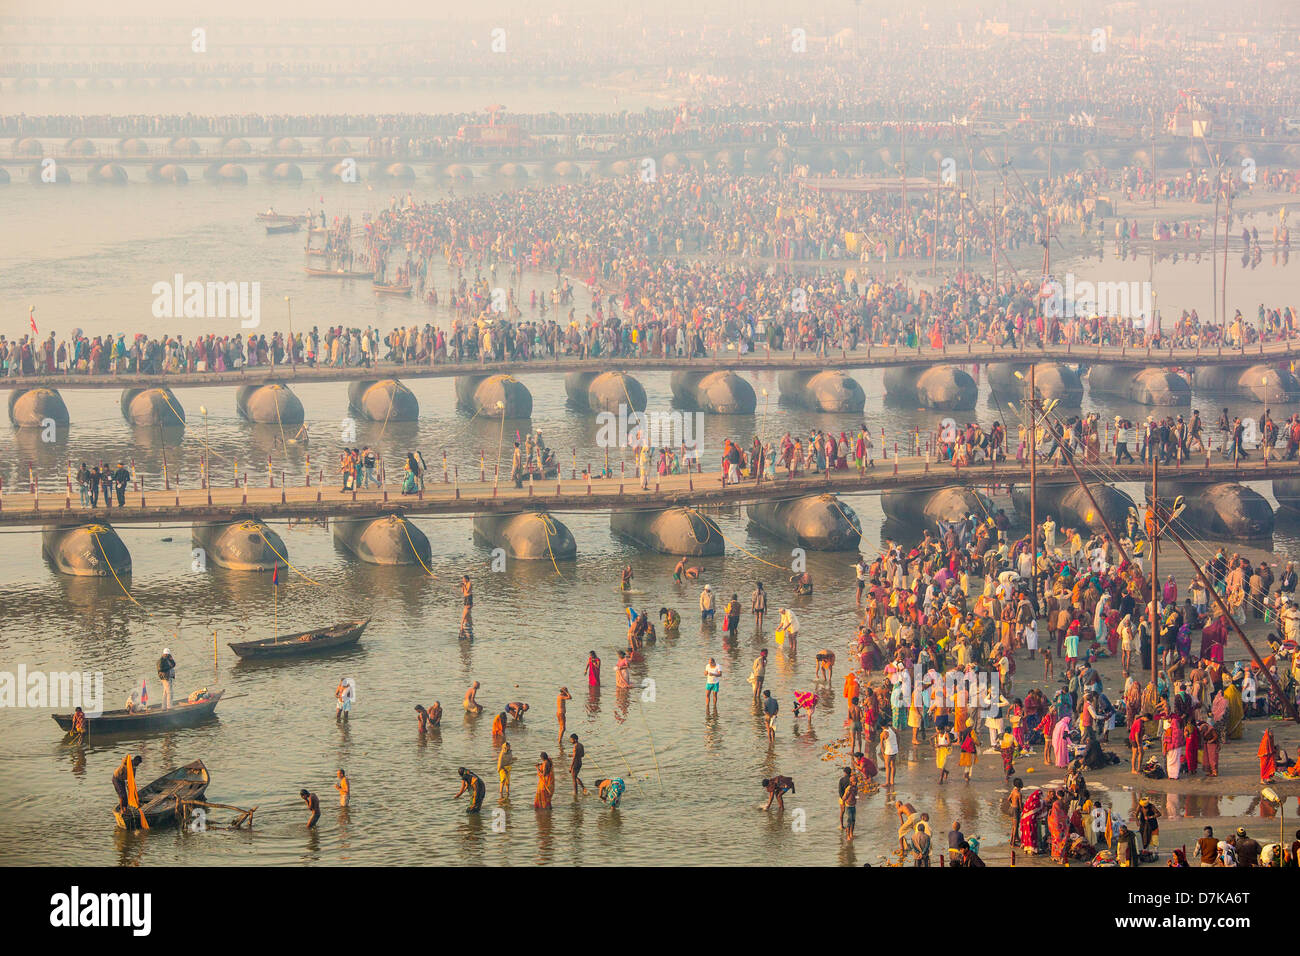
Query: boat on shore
114 760 209 831
228 618 370 660
266 221 302 236
305 266 376 279
54 691 224 737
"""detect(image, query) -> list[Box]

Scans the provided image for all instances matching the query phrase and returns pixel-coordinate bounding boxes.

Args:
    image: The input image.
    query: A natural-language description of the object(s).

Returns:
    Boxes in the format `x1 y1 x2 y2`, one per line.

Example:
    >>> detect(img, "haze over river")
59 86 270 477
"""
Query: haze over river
1 137 1297 864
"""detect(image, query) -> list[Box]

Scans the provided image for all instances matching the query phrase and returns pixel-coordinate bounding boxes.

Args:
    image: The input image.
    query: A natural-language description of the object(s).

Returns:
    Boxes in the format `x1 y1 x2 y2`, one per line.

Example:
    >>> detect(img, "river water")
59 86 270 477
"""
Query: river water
2 159 1299 865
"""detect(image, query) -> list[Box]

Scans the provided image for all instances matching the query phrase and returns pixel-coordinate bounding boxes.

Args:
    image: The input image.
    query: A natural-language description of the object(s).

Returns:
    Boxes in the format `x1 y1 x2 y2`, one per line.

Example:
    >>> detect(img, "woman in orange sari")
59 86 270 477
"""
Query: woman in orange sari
1258 728 1280 783
1047 792 1070 864
534 752 555 809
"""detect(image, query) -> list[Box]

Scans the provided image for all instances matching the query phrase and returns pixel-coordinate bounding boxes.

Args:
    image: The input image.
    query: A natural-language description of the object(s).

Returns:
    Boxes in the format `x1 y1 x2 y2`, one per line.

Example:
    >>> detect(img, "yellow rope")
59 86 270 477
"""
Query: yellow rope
272 386 290 462
398 516 437 577
373 381 397 448
155 387 187 427
534 512 562 576
822 493 863 536
253 525 322 586
89 528 146 610
683 507 786 570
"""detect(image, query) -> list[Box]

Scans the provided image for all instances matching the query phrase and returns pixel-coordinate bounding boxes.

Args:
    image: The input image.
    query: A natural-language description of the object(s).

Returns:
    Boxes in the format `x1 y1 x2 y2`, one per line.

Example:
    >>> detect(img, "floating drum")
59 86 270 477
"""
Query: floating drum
454 375 532 418
42 524 131 577
610 507 723 556
150 163 188 183
564 371 646 413
88 162 128 185
209 163 247 184
883 366 977 410
121 387 185 426
669 370 756 414
267 162 302 182
333 514 432 566
235 384 304 424
881 485 992 531
473 512 577 561
347 380 419 422
776 370 865 413
192 517 287 572
8 387 69 428
747 495 861 551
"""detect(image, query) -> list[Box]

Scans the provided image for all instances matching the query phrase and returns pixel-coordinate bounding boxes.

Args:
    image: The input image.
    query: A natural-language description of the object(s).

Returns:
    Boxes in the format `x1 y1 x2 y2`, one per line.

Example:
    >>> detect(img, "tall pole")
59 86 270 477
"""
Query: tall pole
931 177 939 277
899 112 908 257
1222 183 1232 344
992 183 999 293
1211 176 1220 327
1150 452 1158 688
1028 364 1038 608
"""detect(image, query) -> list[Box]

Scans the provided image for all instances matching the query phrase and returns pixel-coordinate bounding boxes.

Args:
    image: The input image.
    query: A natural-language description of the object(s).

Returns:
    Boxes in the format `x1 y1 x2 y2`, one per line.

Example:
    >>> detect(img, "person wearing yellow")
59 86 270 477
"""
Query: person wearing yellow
935 726 954 783
1223 680 1245 739
497 740 514 798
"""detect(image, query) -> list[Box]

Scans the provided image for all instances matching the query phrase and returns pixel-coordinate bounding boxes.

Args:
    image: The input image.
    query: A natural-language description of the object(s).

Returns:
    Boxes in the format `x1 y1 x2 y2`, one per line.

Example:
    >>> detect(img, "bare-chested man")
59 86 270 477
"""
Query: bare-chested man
463 681 483 714
556 686 572 745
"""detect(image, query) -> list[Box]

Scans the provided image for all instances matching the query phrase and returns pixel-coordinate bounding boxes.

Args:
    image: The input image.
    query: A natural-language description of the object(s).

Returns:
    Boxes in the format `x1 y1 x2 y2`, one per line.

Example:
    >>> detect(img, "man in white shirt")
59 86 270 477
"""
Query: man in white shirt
879 725 899 787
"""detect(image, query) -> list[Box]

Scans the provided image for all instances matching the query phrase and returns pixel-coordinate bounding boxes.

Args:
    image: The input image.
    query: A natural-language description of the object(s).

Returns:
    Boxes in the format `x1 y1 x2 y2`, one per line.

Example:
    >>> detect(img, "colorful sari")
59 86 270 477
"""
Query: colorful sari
1048 798 1070 862
1259 728 1279 783
1051 716 1071 767
1183 722 1200 775
533 761 555 810
1224 684 1244 739
1018 789 1044 849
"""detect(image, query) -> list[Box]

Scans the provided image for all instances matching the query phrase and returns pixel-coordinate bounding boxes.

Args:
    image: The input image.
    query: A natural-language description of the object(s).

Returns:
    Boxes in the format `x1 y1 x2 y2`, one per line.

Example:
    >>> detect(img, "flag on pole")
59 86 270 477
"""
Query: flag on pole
272 564 280 586
29 306 37 334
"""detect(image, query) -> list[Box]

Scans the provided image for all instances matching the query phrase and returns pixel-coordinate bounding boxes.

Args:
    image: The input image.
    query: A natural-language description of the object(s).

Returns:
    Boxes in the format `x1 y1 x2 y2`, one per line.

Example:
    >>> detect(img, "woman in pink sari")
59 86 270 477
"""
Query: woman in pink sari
1051 715 1072 768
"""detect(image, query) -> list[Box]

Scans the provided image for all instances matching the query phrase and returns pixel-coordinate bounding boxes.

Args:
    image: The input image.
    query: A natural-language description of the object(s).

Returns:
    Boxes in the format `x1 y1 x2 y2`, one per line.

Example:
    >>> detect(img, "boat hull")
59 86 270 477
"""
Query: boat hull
113 760 209 831
53 692 223 735
228 619 369 659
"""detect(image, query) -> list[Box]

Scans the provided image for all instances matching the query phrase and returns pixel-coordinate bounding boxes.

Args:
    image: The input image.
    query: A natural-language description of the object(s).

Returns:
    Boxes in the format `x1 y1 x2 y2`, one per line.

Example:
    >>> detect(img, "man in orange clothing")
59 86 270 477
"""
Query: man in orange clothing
843 669 859 704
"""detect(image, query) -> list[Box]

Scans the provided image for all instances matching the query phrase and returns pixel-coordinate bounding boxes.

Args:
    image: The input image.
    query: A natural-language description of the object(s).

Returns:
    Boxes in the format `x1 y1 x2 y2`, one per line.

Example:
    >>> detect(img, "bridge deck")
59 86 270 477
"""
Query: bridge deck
6 340 1294 391
2 455 1290 527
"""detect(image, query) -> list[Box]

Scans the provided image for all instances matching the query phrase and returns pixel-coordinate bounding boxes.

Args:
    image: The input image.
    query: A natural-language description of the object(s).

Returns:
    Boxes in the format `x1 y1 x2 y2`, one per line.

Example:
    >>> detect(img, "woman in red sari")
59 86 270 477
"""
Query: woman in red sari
1182 719 1200 775
1258 727 1280 783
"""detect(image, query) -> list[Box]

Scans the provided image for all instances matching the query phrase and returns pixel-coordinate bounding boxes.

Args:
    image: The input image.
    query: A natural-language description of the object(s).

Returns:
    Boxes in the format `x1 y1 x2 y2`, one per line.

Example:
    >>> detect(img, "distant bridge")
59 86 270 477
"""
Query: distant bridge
8 338 1299 392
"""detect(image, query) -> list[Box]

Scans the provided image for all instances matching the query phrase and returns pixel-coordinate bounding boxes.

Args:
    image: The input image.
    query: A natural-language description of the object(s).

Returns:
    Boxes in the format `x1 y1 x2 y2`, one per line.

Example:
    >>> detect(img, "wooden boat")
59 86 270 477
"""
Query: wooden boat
266 221 302 236
256 212 307 225
373 282 413 296
305 266 375 279
228 618 370 660
114 760 209 831
53 691 224 736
